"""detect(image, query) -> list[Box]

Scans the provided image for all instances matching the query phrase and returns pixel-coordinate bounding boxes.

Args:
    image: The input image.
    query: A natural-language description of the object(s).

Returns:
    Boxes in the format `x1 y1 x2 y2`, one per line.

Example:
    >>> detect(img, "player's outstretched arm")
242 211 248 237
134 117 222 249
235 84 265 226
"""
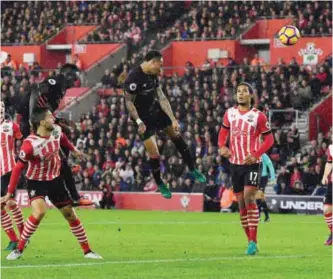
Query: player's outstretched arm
157 87 176 122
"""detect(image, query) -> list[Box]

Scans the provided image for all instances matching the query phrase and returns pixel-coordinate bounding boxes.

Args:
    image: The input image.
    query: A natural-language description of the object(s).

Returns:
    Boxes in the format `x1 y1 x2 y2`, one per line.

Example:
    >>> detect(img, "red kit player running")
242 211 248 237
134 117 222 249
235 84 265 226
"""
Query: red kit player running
321 144 332 246
0 101 25 251
1 108 102 260
218 82 274 255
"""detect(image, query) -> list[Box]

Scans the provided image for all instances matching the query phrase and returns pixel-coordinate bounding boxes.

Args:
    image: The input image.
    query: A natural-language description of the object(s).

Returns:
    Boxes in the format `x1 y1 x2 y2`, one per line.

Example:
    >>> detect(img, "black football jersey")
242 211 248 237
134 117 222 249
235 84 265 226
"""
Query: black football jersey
124 66 161 118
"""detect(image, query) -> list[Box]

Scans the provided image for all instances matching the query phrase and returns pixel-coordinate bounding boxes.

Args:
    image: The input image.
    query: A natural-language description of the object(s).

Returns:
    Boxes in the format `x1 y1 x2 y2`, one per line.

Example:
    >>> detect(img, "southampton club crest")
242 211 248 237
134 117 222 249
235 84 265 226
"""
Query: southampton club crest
298 43 323 65
180 195 190 208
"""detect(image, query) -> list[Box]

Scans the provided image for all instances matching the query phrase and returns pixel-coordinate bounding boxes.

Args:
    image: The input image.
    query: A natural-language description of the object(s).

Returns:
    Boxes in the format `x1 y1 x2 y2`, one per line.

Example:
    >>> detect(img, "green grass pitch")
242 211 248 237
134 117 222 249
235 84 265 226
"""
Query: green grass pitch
1 209 332 279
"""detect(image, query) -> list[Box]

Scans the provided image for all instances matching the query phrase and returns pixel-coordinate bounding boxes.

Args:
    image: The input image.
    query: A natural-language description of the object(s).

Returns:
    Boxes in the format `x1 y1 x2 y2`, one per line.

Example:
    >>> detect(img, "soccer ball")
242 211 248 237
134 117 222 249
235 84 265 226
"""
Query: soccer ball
278 25 301 46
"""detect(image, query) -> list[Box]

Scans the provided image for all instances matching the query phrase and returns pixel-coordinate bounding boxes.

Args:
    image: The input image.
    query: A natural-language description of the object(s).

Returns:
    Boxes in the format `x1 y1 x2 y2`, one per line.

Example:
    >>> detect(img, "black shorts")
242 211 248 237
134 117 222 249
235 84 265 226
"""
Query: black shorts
1 172 16 198
140 106 172 141
259 176 269 192
324 182 332 205
230 163 260 194
27 177 72 208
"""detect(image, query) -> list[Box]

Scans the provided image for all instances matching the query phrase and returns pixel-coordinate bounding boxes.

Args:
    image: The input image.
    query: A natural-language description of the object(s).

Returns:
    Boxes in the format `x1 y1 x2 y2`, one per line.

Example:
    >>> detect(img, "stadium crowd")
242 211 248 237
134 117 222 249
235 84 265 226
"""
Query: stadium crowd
153 1 332 42
1 1 331 45
1 1 185 45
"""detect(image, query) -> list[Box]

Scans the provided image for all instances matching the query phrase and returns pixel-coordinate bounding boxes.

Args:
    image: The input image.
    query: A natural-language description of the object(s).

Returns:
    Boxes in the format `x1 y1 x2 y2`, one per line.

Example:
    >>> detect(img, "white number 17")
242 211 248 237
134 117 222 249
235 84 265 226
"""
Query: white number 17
249 172 258 183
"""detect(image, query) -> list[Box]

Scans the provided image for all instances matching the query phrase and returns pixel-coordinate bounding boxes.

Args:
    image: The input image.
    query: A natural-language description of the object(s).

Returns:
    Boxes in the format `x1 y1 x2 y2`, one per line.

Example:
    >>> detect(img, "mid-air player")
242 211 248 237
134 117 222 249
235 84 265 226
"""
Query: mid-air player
321 144 332 246
0 101 25 251
218 82 274 255
1 108 102 260
124 50 206 199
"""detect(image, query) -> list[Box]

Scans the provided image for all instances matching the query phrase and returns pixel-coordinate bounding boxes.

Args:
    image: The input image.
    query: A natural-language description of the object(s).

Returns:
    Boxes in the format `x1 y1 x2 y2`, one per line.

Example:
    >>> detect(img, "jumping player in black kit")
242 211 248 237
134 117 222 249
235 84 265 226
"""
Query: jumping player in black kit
16 64 93 207
124 50 206 199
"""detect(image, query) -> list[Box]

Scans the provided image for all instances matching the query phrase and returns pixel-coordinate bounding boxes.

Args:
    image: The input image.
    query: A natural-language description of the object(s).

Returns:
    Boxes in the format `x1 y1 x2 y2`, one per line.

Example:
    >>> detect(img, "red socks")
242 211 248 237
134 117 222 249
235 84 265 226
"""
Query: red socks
17 215 40 252
324 212 332 233
9 204 24 235
69 219 91 254
1 210 18 242
240 208 249 241
246 203 259 243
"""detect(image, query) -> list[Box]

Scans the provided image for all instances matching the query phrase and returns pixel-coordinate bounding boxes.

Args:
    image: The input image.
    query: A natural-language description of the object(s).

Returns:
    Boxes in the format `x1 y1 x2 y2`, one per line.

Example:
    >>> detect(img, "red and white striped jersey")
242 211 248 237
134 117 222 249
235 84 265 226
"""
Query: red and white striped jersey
223 106 271 165
327 144 333 183
18 125 74 181
0 120 22 176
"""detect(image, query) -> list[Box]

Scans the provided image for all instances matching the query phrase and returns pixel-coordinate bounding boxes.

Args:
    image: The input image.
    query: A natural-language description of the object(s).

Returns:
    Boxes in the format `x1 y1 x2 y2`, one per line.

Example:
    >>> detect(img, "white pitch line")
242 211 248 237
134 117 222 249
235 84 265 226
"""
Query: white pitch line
1 254 327 269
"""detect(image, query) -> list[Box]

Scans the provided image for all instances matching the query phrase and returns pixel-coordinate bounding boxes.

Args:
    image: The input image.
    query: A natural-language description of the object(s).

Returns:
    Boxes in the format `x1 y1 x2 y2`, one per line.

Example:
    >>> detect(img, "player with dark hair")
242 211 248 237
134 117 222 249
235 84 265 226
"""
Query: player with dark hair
321 144 332 246
1 108 102 260
16 64 93 207
124 50 206 199
0 101 25 251
218 82 274 255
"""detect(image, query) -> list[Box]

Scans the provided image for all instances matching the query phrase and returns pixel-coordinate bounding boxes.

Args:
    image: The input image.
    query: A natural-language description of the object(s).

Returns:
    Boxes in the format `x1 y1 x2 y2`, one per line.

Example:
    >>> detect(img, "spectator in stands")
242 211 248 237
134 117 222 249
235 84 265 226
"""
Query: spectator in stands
72 54 82 70
251 54 264 66
1 54 17 70
297 79 313 107
275 166 290 195
99 178 114 209
289 167 304 194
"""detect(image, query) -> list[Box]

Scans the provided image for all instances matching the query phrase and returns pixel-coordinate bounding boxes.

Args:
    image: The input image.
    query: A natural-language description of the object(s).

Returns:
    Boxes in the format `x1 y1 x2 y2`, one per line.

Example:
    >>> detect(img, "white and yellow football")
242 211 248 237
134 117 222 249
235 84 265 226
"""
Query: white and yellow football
278 25 301 46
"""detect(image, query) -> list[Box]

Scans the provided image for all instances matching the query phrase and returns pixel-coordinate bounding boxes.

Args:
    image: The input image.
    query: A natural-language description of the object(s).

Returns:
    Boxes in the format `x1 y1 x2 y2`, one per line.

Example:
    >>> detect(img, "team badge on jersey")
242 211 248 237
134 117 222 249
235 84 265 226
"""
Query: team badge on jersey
266 122 271 129
2 125 10 132
52 129 60 139
19 151 26 160
247 114 254 122
129 83 137 91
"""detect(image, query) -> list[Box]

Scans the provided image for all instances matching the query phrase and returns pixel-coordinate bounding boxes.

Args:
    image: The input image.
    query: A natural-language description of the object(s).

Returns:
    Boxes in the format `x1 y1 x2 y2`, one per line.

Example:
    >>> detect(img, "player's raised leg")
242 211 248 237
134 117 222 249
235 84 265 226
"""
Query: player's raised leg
58 205 102 259
7 197 46 260
143 136 171 199
164 126 206 183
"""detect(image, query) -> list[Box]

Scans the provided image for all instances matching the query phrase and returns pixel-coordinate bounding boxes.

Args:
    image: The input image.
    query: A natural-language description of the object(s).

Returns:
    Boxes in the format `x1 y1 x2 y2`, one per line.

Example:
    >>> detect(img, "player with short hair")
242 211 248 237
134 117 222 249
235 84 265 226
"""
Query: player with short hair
16 64 93 207
256 153 275 223
1 108 102 260
218 82 274 255
321 144 332 246
0 101 25 251
124 50 206 199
